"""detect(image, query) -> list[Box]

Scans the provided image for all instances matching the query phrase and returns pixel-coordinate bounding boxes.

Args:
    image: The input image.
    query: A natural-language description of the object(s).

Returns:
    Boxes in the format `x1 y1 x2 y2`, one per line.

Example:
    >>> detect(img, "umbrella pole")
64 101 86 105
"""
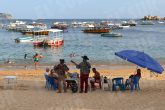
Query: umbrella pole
150 71 158 77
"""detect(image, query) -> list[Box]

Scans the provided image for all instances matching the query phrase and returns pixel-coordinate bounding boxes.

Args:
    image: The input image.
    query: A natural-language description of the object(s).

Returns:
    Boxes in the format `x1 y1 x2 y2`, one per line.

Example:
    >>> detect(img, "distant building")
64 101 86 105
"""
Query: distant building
0 13 12 19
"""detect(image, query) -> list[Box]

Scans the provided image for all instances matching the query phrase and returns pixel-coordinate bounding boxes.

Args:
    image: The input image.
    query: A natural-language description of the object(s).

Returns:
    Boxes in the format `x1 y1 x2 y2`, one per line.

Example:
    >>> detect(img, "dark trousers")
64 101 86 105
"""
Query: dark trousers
80 74 89 92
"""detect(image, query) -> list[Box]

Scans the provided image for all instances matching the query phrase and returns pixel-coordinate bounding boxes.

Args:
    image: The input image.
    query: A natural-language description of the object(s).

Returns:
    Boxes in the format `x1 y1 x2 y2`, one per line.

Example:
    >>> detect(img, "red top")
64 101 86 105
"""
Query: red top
135 72 141 78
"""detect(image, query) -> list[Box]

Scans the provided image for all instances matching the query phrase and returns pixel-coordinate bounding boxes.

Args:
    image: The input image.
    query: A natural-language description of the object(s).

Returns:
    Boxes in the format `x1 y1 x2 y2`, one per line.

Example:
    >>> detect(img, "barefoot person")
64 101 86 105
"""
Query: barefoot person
71 55 91 93
54 59 69 93
33 53 42 70
90 68 101 89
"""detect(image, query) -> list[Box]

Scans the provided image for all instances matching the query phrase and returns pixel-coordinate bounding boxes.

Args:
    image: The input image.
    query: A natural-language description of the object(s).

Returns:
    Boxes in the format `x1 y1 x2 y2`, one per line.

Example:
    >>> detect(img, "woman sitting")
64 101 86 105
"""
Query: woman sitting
125 69 141 90
48 69 58 90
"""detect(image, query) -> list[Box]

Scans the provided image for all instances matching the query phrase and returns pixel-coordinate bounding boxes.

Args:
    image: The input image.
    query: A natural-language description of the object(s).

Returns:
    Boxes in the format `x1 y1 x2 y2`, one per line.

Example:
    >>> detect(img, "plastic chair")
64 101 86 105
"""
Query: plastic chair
101 76 111 91
88 77 93 92
44 75 57 90
112 77 125 91
130 76 140 91
48 77 58 90
44 75 51 89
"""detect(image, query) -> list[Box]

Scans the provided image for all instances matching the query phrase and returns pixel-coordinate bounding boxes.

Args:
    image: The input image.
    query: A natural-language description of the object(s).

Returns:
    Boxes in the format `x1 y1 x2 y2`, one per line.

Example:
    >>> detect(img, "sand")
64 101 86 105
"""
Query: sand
0 65 165 110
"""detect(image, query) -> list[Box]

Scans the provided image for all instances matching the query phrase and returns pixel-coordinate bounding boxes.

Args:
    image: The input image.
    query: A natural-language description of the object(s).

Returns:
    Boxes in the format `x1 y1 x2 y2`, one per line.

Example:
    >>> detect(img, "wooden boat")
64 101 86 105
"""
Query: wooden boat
33 29 64 47
15 36 33 43
101 33 122 37
82 27 110 33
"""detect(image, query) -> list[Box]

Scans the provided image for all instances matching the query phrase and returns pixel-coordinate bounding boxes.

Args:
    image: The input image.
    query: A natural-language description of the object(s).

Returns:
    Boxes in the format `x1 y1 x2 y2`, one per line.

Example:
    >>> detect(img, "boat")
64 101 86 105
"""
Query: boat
29 22 47 29
127 20 137 26
6 20 26 32
122 20 137 26
119 25 130 28
33 29 64 47
15 36 33 43
140 21 154 25
33 35 47 46
82 27 110 33
101 33 122 37
111 25 123 30
51 22 68 30
158 21 164 24
21 29 49 35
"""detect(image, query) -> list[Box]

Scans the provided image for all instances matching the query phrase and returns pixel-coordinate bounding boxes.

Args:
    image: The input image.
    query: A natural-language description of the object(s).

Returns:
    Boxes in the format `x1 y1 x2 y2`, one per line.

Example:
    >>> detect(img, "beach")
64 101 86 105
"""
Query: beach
0 65 165 110
1 18 165 110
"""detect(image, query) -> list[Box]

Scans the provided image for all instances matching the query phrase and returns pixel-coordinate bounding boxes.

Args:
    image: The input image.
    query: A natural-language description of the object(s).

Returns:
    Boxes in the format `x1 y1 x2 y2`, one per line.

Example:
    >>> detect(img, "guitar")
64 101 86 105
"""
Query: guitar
71 60 78 66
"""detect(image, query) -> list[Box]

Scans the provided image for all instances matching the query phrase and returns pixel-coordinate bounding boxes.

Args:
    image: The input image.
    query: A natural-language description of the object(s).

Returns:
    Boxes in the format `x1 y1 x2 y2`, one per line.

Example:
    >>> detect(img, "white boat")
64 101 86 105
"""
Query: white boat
140 21 154 25
46 29 64 46
158 21 164 24
101 33 122 37
6 20 26 31
33 29 64 47
15 36 33 43
119 25 130 28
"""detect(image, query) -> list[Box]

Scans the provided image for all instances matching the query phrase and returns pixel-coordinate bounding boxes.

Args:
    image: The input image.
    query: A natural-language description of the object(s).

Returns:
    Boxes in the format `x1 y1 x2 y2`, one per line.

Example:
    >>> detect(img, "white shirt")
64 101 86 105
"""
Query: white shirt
44 72 49 75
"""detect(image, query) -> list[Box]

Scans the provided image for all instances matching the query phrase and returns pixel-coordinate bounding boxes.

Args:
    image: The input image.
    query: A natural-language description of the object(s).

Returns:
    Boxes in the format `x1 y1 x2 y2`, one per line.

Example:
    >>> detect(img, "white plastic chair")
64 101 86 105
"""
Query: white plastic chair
88 77 94 92
101 76 111 91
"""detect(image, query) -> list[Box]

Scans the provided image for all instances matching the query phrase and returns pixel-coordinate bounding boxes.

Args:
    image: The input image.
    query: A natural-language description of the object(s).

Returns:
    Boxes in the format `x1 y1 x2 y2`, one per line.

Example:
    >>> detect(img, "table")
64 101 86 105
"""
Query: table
4 76 17 89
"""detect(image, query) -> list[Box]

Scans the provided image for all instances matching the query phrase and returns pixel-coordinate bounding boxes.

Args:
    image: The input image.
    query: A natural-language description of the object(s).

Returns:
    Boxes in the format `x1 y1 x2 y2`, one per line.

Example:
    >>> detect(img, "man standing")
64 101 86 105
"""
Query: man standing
71 56 91 93
54 59 69 93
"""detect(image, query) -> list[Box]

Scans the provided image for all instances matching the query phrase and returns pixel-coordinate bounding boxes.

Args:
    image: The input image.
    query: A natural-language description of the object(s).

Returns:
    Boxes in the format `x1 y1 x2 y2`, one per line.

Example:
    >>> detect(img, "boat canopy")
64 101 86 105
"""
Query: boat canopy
47 29 63 33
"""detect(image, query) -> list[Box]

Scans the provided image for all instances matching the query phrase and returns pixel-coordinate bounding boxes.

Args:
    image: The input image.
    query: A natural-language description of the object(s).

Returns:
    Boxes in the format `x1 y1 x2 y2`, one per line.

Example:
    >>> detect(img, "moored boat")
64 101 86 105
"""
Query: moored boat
82 27 110 33
33 29 64 47
140 21 154 25
101 33 122 37
122 20 137 26
15 36 33 43
51 22 68 30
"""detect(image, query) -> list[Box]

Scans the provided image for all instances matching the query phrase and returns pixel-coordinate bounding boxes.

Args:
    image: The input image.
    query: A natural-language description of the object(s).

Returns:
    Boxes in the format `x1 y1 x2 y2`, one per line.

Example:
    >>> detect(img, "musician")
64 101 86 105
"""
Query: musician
71 56 91 93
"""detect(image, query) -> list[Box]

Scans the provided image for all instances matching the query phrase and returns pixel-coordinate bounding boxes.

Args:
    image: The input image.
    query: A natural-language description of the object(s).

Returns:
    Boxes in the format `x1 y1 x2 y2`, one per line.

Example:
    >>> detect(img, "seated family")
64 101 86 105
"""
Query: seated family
44 68 58 90
125 68 141 90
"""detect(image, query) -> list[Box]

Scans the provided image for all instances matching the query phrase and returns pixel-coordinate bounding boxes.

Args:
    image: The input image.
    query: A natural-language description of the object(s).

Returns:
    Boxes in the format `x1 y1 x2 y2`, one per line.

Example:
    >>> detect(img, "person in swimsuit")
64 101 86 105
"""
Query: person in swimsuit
33 53 42 70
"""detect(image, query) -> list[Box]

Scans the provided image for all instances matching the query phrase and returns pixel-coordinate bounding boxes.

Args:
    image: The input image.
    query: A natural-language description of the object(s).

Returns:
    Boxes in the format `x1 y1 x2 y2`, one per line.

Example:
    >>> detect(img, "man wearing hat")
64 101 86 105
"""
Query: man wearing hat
71 55 91 93
54 59 69 93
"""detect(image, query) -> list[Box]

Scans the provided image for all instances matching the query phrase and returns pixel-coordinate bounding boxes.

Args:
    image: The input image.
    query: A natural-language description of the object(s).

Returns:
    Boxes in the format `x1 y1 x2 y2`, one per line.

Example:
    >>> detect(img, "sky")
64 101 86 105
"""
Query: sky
0 0 165 19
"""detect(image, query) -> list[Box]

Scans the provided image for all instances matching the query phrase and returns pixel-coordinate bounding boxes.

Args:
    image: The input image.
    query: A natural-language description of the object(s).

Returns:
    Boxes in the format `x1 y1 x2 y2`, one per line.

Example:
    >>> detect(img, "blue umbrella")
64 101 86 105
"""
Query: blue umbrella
115 50 164 74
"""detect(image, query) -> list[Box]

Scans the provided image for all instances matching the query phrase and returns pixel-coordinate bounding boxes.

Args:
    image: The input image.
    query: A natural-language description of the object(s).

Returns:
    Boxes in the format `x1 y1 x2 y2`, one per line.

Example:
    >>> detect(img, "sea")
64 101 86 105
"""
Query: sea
0 19 165 67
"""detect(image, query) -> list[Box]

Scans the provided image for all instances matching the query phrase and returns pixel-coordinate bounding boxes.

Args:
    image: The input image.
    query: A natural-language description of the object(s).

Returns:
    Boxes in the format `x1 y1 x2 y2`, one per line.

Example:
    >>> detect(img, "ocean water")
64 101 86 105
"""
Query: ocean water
0 19 165 66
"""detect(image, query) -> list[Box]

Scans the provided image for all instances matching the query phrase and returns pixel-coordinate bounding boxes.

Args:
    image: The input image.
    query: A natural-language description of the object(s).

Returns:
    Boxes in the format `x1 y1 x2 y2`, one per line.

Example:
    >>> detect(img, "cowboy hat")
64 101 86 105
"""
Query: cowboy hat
81 55 89 60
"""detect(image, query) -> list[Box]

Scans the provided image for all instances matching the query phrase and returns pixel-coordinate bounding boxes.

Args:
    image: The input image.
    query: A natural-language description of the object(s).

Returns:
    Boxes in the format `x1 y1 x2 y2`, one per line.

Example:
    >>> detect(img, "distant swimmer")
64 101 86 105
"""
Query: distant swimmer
24 53 27 59
69 52 77 58
33 53 43 70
